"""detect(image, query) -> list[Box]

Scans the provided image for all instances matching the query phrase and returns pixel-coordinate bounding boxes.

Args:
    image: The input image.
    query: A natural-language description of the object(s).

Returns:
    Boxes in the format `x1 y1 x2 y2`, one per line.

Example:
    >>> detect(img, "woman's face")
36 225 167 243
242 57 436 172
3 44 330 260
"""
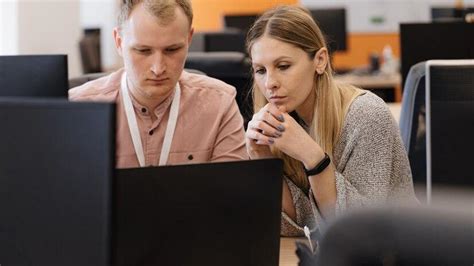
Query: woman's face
250 35 318 113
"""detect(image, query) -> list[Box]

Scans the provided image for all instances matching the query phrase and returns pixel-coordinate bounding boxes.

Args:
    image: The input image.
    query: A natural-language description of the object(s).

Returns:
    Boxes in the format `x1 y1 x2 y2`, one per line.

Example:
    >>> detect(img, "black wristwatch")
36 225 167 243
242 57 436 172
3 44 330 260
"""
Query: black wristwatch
305 152 331 176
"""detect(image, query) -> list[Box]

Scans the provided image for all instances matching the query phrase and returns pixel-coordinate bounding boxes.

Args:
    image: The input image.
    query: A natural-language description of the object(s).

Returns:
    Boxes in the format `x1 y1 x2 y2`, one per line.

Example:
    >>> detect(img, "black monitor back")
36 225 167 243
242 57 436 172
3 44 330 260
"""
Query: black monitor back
224 14 259 34
204 31 247 53
0 54 68 97
431 6 474 21
185 52 253 128
426 61 474 192
400 22 474 88
114 159 283 266
0 98 115 266
309 8 347 53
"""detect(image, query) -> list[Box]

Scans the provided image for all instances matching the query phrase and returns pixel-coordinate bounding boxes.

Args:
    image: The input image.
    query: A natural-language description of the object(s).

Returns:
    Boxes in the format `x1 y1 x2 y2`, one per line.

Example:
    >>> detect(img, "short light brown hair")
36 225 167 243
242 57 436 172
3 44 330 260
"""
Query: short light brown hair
117 0 193 28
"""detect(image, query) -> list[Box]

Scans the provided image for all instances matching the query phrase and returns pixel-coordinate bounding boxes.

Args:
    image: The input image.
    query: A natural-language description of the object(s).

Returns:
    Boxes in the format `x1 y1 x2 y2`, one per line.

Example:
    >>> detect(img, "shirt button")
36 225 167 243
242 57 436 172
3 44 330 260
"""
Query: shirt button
148 130 154 135
188 154 193 160
141 107 147 113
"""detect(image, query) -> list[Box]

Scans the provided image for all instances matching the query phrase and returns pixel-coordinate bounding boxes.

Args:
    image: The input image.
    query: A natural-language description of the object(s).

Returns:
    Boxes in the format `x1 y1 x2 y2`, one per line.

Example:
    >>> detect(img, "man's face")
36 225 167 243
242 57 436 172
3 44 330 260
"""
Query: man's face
114 3 193 99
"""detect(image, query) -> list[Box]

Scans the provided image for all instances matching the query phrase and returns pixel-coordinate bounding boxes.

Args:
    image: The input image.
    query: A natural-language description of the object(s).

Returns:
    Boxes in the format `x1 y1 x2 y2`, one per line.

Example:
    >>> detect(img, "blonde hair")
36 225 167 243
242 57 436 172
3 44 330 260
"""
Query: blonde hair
246 5 363 190
117 0 193 28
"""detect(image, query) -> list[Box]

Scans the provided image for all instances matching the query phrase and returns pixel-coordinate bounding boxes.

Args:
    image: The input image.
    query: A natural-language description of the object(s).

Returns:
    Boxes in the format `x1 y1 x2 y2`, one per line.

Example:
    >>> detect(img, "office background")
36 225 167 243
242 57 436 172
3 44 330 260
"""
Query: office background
1 0 473 78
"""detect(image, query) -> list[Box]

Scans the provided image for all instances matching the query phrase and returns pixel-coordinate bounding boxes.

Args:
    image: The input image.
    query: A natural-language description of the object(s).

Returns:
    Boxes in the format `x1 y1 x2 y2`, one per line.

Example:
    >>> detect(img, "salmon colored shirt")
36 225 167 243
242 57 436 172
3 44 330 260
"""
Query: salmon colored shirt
69 69 247 168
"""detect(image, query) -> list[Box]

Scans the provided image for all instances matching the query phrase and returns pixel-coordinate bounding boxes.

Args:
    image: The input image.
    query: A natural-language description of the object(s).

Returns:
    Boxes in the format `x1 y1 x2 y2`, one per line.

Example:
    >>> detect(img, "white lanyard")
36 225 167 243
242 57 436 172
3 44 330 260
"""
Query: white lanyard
120 72 180 167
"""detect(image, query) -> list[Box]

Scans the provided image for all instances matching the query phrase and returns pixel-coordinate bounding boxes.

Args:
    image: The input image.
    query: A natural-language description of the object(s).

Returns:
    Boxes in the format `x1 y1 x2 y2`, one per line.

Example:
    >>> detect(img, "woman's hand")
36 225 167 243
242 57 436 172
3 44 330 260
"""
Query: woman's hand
246 103 325 168
245 103 285 159
273 112 325 169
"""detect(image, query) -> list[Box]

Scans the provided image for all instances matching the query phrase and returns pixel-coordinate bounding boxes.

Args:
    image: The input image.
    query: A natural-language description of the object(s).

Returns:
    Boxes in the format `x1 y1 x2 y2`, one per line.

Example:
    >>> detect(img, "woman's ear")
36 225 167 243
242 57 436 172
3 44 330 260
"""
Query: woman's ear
313 47 329 75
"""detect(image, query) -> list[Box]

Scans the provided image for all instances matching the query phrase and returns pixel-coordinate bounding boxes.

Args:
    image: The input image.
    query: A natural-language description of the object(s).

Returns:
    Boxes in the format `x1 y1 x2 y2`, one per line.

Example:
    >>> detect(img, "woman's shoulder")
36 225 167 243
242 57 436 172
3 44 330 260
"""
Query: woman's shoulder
334 91 401 166
344 91 395 130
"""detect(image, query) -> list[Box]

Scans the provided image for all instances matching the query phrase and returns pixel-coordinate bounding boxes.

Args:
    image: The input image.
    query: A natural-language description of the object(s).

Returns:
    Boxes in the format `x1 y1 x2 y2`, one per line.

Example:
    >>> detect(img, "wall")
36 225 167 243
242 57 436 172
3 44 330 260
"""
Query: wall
77 0 299 70
300 0 474 32
301 0 474 69
80 0 120 71
332 33 399 70
0 0 19 54
0 0 82 78
192 0 298 31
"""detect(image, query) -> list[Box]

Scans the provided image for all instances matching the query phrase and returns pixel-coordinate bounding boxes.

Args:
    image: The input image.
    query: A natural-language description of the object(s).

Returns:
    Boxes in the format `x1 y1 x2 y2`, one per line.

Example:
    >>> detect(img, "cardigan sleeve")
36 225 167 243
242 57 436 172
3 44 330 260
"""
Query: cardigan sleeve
280 177 320 236
280 93 416 236
328 94 416 217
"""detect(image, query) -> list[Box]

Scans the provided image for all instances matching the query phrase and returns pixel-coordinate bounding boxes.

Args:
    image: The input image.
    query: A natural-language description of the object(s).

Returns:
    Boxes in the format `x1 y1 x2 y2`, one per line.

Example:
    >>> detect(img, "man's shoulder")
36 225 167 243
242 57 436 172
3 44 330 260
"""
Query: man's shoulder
68 69 124 102
179 70 237 99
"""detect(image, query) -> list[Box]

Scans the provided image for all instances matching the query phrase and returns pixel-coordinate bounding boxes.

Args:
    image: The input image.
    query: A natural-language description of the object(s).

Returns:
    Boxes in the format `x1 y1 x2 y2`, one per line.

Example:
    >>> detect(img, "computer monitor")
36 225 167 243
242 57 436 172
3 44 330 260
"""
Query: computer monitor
0 54 68 97
185 52 253 128
431 6 474 22
425 60 474 203
400 22 474 88
204 31 247 53
0 98 115 266
309 8 347 53
114 159 283 266
224 14 259 34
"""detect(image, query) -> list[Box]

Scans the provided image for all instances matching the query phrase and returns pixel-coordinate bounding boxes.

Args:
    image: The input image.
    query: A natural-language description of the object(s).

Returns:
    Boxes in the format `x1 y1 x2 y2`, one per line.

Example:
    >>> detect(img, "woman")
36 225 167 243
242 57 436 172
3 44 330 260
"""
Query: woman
245 6 416 236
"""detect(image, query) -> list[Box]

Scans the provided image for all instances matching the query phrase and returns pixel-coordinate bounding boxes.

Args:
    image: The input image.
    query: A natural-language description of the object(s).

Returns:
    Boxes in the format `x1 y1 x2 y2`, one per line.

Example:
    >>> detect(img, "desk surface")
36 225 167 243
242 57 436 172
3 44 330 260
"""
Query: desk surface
335 73 402 102
335 73 401 89
279 237 299 266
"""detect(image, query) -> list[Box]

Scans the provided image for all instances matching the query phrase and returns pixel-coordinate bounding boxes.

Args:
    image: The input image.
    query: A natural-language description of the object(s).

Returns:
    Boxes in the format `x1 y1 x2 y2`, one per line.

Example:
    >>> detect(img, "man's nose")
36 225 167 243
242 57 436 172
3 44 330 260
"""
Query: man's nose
150 54 166 76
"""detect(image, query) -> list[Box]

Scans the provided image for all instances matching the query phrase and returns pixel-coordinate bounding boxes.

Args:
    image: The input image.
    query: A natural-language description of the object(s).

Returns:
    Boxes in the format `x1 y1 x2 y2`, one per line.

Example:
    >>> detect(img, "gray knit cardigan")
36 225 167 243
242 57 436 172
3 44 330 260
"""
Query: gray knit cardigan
281 91 417 236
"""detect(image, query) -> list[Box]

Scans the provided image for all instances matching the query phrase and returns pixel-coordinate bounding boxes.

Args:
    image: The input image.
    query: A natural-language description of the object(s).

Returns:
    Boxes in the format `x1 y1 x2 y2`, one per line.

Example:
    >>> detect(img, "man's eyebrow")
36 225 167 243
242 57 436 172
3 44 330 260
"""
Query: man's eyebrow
166 42 185 48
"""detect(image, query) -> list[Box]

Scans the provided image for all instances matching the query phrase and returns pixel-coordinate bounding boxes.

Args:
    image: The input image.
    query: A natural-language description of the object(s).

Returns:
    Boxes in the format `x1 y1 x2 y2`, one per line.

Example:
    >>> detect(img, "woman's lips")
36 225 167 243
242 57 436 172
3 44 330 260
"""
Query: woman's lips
269 96 287 104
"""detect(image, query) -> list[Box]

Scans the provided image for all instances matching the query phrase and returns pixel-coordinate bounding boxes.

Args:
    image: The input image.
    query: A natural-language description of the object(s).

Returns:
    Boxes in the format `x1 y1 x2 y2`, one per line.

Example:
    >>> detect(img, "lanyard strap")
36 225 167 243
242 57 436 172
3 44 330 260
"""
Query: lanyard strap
120 72 180 167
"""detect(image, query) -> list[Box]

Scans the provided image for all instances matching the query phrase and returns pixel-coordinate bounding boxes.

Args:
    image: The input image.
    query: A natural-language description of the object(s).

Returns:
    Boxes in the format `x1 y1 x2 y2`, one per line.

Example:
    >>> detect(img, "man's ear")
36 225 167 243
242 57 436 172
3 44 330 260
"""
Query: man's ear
313 47 329 74
113 27 124 57
188 27 194 46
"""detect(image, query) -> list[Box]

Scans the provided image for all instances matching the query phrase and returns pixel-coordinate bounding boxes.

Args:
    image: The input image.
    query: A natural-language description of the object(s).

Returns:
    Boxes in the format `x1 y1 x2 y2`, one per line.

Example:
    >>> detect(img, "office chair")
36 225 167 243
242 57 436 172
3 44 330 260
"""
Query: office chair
315 208 473 266
399 62 427 199
79 29 102 74
400 60 474 203
424 60 474 202
185 52 253 127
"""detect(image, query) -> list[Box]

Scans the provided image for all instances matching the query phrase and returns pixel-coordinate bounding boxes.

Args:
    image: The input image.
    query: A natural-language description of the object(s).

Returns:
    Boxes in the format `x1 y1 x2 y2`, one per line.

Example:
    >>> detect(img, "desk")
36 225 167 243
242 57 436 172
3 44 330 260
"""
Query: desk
335 73 402 102
279 237 299 266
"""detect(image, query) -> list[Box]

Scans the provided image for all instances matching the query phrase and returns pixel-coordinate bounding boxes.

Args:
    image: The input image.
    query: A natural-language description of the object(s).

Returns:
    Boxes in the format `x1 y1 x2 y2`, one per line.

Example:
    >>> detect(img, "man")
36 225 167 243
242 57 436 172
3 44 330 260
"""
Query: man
69 0 247 168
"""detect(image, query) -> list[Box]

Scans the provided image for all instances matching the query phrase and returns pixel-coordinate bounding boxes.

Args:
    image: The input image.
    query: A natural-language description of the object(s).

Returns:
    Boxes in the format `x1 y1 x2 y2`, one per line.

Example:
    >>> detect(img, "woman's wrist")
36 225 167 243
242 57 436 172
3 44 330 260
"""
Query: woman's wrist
301 142 326 170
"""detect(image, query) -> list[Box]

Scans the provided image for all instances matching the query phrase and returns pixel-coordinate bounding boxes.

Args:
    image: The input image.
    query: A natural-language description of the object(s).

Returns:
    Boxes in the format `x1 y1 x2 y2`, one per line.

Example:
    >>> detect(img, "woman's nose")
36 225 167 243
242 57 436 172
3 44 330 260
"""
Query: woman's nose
264 72 279 91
